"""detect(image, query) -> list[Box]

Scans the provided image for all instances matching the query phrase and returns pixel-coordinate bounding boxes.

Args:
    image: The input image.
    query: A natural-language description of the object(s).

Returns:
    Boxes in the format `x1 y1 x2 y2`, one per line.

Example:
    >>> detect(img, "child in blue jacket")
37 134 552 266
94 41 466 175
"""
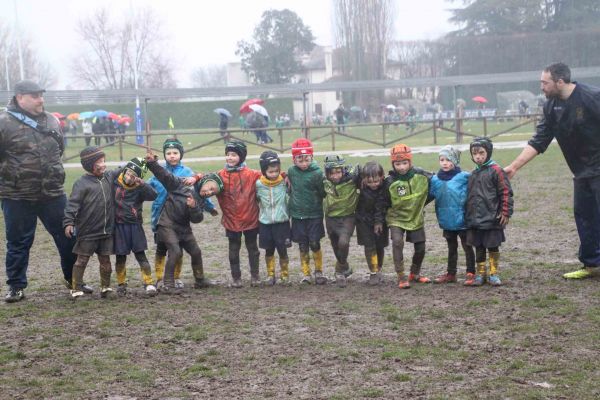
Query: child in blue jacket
429 145 475 285
147 138 216 290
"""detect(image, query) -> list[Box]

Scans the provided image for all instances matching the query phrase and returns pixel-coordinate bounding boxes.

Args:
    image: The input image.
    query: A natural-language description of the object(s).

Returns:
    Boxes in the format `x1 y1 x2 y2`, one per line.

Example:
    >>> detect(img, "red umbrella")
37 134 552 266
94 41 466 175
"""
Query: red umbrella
240 98 264 114
472 96 488 103
51 112 65 119
107 112 120 120
118 116 132 124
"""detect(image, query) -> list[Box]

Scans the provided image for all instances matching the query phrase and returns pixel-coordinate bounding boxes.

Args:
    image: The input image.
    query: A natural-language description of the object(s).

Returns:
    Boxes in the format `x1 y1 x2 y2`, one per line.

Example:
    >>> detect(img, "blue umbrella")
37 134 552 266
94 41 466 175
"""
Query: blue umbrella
93 109 109 118
214 108 232 118
78 111 94 120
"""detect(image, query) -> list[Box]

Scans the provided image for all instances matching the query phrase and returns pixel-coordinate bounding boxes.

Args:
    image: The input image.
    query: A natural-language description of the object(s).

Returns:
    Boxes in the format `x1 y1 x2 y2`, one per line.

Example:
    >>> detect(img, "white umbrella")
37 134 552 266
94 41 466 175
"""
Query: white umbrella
386 104 396 110
249 104 269 118
213 108 232 118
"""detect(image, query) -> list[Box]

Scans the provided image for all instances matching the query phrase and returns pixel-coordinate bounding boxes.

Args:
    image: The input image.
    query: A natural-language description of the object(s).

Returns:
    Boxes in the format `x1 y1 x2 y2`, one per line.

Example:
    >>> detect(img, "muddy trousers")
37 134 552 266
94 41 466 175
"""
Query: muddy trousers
475 246 500 276
326 216 355 273
162 237 204 289
445 230 475 275
298 241 323 276
115 252 154 286
228 232 260 280
265 246 289 279
72 255 112 290
154 242 183 283
390 227 425 276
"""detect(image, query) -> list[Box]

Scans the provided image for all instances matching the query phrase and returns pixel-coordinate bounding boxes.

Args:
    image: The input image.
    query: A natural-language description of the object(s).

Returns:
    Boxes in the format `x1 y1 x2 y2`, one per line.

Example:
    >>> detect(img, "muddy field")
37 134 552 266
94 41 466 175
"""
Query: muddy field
1 146 600 399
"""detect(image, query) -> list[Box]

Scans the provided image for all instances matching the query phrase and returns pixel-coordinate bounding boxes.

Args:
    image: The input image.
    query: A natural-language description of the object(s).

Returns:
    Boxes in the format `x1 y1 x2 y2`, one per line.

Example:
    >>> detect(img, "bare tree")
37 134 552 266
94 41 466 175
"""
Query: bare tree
70 7 176 89
332 0 395 105
0 20 56 90
190 64 227 87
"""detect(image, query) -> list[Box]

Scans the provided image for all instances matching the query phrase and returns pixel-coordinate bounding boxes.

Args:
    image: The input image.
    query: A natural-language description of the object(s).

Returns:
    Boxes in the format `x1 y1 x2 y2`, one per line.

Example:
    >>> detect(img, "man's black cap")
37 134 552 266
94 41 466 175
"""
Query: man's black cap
14 80 46 95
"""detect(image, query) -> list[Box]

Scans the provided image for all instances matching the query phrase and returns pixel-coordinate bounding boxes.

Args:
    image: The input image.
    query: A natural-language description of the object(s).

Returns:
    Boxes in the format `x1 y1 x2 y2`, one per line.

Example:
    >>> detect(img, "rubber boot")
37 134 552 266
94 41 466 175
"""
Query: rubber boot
154 254 166 283
365 248 379 273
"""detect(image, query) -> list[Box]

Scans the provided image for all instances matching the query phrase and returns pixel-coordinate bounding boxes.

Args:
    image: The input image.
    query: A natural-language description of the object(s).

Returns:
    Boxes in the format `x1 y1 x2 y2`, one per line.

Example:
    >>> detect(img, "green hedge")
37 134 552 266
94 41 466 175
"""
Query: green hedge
48 98 294 130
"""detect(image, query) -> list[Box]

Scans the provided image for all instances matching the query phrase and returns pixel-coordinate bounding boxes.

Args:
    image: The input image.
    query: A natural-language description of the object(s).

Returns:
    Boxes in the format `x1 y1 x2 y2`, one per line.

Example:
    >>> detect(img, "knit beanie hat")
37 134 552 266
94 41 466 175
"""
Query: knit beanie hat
390 143 412 162
439 145 460 167
163 138 184 159
225 140 247 164
124 157 147 178
291 138 313 158
198 173 224 195
259 151 280 175
80 146 105 173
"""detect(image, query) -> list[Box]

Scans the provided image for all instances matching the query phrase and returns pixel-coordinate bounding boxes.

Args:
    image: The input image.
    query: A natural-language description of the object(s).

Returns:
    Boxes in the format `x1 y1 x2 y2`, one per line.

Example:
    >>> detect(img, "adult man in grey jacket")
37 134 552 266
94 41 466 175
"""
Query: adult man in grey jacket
0 80 89 302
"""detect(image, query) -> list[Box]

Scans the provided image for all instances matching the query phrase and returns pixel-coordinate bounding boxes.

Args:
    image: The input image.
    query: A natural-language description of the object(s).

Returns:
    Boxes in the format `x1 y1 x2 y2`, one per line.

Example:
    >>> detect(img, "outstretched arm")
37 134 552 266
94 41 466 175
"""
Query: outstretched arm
504 145 538 179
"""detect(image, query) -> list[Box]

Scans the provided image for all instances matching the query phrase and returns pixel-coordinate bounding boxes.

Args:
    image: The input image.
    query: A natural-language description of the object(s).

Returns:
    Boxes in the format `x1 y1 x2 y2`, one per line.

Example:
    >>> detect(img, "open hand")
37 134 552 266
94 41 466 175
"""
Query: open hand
498 214 510 227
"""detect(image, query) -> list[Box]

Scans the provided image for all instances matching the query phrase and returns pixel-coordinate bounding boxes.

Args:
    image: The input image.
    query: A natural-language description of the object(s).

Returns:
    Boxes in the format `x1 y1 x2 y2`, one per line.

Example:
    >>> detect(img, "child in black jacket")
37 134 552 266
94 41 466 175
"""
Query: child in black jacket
113 157 158 296
144 150 209 294
355 161 389 285
64 146 121 299
465 137 513 286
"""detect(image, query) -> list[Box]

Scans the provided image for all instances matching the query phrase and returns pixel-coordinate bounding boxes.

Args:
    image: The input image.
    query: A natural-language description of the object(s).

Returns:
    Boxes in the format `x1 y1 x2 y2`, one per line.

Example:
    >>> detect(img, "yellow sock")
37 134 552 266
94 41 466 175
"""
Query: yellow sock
265 255 276 278
154 255 166 282
489 252 500 275
477 261 487 276
174 256 183 280
313 249 323 273
280 257 289 279
115 262 127 286
300 251 311 276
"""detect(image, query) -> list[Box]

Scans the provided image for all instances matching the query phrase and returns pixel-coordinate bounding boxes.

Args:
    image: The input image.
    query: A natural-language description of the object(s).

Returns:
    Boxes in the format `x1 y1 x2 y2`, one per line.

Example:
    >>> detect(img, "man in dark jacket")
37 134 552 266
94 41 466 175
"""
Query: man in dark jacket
0 80 83 303
505 62 600 279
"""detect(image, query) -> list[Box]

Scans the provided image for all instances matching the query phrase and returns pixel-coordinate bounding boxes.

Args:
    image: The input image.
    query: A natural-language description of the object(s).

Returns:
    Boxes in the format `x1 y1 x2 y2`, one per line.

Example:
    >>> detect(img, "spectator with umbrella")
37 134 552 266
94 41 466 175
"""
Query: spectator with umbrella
214 108 232 143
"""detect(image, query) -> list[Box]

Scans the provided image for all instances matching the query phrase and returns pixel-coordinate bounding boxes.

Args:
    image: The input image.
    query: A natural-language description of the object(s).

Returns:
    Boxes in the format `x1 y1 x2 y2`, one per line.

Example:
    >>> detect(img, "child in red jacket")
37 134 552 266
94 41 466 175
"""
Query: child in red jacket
199 141 262 288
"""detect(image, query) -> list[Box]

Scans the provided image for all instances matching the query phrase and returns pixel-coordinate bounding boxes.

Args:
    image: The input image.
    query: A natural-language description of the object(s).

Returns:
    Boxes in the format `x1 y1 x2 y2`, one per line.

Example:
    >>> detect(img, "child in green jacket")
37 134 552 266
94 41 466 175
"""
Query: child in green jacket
383 144 432 289
287 138 327 284
256 151 291 285
323 154 360 288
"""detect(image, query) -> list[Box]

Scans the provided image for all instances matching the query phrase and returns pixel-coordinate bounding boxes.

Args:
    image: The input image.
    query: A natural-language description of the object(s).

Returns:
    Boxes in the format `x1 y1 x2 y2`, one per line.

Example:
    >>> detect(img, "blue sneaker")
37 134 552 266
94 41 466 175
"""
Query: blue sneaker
488 275 502 286
473 275 485 286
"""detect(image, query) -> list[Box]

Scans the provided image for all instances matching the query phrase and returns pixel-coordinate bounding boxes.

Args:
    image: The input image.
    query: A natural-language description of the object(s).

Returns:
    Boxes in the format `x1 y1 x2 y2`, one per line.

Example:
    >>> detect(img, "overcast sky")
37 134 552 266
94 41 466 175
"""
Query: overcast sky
6 0 455 89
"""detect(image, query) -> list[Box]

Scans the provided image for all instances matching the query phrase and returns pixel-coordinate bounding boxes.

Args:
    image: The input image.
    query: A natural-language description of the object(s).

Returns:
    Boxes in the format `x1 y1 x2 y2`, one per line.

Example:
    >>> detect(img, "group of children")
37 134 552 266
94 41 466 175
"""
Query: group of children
63 134 513 298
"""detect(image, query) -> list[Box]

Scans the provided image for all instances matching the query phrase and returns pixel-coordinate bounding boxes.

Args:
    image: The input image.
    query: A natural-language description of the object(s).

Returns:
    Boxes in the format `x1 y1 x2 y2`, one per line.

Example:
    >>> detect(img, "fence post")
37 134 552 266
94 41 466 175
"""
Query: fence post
118 138 123 161
432 119 437 145
279 128 283 152
331 126 336 151
381 123 386 147
483 116 488 137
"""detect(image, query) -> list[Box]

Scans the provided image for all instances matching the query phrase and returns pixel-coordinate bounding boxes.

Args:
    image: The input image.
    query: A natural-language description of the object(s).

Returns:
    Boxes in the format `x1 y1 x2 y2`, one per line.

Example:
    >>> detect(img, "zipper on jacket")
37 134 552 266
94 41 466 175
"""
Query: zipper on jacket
100 177 108 234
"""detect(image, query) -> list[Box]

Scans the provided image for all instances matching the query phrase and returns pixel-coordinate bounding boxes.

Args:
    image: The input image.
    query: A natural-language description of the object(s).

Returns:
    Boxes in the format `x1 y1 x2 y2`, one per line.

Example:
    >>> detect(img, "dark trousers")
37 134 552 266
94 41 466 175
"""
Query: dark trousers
227 229 260 280
2 195 76 289
157 227 203 288
574 176 600 267
445 230 475 275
